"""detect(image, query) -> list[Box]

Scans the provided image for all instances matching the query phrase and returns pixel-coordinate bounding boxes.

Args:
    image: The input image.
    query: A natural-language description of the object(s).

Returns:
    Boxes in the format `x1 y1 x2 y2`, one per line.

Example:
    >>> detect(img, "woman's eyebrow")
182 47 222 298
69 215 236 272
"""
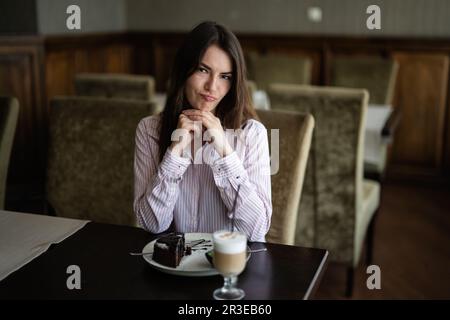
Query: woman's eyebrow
200 62 232 75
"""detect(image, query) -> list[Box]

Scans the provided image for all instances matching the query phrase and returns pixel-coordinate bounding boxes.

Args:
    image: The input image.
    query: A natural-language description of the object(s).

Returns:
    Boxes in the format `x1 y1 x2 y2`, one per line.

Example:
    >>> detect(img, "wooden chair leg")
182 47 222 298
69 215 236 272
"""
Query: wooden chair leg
346 267 354 297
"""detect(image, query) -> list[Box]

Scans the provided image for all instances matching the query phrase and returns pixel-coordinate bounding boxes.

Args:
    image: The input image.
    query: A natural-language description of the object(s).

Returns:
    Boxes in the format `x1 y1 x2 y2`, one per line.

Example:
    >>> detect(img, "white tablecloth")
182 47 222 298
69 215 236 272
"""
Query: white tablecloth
364 105 392 165
0 210 89 281
253 90 271 110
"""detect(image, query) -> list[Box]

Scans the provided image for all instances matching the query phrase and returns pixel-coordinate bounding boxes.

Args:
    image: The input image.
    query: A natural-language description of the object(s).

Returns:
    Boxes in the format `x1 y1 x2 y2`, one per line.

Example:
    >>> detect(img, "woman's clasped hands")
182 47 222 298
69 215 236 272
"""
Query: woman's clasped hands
170 109 233 158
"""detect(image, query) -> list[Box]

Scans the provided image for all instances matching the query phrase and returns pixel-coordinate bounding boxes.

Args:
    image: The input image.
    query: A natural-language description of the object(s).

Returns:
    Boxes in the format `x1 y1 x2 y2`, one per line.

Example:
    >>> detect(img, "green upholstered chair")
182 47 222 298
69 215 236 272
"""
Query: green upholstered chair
330 56 399 105
0 97 19 209
268 84 380 296
247 52 312 91
257 109 315 245
74 73 156 101
46 96 159 226
330 56 400 181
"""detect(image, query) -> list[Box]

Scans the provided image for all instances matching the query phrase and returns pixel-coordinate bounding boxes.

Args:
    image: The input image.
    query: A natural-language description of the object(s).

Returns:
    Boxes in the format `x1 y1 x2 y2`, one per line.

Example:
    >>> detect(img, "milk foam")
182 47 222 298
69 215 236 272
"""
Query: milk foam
213 230 247 254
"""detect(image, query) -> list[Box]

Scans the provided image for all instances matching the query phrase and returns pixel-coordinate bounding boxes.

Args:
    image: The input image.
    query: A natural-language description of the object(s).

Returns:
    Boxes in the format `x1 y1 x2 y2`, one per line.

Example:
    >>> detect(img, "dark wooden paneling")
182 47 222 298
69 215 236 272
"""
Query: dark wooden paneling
45 51 73 98
45 42 134 101
151 36 183 92
445 74 450 176
390 53 449 178
0 39 45 203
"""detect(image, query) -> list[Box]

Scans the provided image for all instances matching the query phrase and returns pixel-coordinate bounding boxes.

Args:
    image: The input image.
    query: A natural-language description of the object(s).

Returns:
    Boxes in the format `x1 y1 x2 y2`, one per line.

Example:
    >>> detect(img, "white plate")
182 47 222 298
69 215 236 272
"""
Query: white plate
143 233 218 277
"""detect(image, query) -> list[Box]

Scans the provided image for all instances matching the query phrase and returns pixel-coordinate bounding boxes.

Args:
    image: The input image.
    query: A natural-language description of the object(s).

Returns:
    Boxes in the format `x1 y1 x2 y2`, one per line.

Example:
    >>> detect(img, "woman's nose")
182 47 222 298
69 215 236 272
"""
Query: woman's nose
204 76 217 92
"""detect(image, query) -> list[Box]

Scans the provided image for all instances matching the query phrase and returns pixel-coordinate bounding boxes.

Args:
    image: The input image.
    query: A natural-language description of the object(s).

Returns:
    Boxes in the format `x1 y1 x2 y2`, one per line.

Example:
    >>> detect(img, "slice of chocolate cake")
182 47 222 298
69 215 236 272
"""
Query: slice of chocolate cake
152 233 185 268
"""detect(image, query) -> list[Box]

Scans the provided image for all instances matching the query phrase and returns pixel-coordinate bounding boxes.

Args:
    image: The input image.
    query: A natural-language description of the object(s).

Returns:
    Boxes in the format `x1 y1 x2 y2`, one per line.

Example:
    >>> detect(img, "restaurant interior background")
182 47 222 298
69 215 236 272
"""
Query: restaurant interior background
1 0 449 299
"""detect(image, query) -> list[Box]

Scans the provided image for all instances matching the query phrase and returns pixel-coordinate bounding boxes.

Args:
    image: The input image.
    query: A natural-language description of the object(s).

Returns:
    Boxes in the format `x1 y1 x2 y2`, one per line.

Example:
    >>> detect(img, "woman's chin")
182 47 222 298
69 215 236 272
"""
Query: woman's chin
195 103 215 112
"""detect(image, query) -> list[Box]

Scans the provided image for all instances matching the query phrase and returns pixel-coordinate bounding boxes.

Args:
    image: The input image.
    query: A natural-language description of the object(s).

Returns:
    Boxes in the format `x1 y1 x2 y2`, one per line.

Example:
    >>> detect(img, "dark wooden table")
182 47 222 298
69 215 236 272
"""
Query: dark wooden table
0 222 328 300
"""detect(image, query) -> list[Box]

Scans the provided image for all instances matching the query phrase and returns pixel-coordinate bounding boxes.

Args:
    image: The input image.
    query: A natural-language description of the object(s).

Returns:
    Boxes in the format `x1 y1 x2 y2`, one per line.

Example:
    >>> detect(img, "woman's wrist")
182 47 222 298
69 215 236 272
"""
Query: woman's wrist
220 141 234 158
169 142 183 157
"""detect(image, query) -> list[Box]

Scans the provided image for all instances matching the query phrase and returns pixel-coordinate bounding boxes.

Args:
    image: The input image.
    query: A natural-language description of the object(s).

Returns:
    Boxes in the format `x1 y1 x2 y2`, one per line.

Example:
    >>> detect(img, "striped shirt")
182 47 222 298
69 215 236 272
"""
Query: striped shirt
133 114 272 242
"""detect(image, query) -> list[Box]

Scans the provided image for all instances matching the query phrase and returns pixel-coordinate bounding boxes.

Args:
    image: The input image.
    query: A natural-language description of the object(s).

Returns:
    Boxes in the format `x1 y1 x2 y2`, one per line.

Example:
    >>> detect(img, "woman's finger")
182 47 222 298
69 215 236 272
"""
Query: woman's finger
183 122 202 135
182 109 202 116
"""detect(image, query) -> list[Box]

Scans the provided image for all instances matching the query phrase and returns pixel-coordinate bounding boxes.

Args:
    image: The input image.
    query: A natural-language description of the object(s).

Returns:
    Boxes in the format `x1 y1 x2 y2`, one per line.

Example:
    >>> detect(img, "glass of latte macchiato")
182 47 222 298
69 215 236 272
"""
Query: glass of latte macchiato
212 230 247 300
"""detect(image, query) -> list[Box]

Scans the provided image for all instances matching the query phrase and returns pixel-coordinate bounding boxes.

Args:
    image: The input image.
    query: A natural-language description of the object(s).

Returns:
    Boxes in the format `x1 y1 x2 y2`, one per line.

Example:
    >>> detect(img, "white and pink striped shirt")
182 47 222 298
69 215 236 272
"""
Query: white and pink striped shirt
133 114 272 242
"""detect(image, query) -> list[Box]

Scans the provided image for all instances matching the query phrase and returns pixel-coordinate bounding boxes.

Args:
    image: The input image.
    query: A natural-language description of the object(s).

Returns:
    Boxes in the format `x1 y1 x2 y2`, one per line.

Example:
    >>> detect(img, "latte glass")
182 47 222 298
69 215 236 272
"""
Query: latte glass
212 230 247 300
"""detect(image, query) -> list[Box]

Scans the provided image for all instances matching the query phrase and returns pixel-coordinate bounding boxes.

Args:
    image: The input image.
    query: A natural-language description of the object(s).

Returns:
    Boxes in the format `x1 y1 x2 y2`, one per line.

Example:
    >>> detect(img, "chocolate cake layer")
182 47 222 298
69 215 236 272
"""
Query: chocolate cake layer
152 233 185 268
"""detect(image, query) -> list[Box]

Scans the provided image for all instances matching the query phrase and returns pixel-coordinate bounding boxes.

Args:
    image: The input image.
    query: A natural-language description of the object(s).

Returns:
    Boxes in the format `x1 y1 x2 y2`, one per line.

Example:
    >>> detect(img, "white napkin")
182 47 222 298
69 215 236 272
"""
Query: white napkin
364 105 392 165
0 210 89 281
253 90 271 110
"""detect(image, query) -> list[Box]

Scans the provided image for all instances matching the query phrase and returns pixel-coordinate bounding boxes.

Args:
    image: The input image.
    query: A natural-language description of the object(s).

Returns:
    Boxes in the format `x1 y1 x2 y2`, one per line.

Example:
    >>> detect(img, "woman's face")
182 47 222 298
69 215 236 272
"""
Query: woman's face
184 44 233 113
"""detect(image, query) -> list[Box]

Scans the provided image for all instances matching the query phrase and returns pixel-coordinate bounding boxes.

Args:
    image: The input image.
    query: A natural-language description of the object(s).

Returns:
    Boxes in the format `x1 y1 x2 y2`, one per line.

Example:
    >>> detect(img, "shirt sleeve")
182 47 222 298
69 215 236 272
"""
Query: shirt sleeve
133 117 191 233
210 120 272 242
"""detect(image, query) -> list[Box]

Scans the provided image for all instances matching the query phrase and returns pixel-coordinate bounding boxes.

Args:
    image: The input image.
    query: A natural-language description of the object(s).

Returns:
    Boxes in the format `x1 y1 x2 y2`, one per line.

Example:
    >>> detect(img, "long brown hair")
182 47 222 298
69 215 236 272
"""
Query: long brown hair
158 21 257 162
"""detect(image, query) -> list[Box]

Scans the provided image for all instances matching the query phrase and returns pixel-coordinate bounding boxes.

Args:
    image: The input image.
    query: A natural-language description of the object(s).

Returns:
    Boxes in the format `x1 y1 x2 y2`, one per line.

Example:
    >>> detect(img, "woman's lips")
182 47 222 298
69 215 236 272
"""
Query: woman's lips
200 94 217 102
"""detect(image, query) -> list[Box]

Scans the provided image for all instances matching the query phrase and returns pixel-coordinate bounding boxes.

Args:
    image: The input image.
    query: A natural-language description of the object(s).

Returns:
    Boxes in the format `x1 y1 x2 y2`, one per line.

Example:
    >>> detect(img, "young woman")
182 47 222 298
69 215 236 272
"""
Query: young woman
133 21 271 242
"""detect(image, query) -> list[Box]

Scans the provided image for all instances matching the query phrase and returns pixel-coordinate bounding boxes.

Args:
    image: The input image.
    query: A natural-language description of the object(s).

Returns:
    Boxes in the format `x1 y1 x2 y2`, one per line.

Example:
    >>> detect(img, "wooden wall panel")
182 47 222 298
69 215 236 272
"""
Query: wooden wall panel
104 45 133 73
0 41 45 203
445 77 450 176
45 43 134 102
152 39 180 92
45 51 73 99
390 53 449 176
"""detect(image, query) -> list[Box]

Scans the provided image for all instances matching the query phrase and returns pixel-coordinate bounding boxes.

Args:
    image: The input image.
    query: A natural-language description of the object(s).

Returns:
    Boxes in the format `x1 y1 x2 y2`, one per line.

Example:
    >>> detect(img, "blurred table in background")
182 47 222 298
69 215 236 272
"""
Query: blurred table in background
364 105 393 170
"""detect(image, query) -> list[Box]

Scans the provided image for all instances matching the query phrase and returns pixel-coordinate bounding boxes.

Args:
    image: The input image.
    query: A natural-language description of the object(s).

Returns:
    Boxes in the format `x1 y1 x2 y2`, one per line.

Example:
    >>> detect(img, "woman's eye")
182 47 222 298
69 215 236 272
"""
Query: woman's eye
198 67 208 73
221 75 232 81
